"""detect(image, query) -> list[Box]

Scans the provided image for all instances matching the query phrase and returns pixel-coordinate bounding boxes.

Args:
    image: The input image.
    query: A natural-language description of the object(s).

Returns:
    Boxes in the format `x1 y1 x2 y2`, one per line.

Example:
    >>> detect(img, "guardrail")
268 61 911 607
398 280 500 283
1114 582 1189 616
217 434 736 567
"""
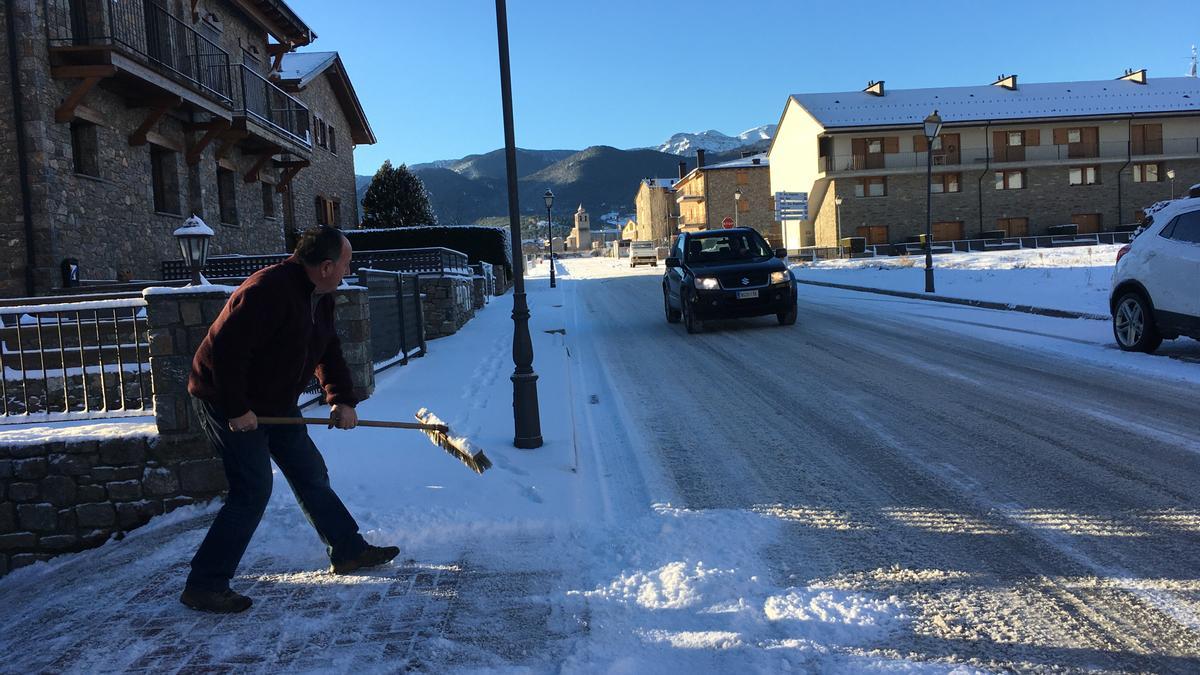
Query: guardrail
0 297 150 423
358 269 426 367
233 64 311 148
45 0 232 103
793 230 1134 261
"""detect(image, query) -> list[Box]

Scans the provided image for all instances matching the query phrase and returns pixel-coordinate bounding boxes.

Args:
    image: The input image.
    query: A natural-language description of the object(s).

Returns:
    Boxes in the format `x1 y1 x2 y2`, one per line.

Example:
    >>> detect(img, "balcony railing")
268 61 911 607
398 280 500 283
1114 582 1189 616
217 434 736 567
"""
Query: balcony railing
819 137 1200 173
233 64 312 148
44 0 232 103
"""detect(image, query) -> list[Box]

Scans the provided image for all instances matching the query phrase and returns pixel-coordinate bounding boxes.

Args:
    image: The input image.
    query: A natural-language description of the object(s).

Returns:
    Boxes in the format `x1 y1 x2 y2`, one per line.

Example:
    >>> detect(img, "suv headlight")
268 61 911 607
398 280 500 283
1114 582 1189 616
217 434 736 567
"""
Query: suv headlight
770 270 792 285
694 277 719 290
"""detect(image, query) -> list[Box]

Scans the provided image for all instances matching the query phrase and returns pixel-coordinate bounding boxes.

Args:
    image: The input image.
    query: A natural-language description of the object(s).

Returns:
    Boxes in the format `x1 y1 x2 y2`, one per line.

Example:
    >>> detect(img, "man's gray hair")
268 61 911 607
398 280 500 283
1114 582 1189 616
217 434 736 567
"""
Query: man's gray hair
294 226 347 265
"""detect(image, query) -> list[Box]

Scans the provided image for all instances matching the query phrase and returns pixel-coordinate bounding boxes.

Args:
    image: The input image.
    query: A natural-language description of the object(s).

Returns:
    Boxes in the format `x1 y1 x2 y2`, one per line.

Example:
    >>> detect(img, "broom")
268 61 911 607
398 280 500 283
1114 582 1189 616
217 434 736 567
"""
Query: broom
257 409 492 474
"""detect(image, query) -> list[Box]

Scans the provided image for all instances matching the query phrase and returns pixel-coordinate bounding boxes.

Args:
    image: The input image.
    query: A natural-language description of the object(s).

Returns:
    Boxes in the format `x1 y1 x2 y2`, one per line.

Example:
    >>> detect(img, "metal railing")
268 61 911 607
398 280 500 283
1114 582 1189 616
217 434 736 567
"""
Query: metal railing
0 297 150 423
233 64 311 148
358 269 426 367
819 137 1200 173
162 248 473 282
44 0 232 103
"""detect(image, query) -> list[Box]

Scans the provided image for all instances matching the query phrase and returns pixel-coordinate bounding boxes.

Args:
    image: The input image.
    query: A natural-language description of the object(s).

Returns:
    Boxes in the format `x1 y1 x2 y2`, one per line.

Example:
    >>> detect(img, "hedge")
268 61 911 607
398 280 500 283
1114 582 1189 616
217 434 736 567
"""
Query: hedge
344 225 513 278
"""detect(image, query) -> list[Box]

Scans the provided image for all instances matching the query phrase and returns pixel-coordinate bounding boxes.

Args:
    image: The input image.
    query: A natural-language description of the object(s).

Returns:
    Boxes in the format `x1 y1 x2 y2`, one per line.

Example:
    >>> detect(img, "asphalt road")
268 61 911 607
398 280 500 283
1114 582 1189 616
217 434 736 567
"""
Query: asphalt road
575 271 1200 673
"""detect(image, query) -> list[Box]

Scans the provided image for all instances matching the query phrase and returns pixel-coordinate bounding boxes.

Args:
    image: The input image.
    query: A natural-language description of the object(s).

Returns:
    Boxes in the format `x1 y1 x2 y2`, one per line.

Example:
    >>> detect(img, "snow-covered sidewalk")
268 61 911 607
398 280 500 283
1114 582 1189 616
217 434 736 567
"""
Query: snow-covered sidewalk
791 245 1123 317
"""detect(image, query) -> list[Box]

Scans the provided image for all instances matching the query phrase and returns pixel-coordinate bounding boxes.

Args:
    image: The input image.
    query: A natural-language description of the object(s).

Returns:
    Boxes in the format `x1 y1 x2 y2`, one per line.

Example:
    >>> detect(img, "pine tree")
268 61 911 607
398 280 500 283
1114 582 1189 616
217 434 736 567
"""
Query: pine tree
361 160 438 227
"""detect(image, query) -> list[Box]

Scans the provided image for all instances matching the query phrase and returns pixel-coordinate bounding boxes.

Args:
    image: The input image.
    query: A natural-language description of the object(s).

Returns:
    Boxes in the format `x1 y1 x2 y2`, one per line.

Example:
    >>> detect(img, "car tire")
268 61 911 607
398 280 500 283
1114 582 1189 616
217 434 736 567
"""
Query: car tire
777 304 797 326
664 289 681 323
1113 291 1162 353
682 295 701 334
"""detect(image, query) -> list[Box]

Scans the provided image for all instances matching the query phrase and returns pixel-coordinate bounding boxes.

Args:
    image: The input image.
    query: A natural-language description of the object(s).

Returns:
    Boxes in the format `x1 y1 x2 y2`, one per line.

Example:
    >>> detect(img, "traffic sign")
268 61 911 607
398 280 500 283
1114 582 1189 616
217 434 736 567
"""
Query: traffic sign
774 191 809 221
722 217 734 229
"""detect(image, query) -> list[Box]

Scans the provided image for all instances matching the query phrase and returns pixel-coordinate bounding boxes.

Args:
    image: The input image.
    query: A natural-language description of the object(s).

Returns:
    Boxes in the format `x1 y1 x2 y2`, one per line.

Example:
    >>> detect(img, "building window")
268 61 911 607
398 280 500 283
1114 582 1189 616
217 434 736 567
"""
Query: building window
854 176 886 197
1007 131 1023 147
735 169 749 185
217 167 238 224
331 198 341 226
866 139 882 154
1133 163 1160 183
329 126 337 155
262 183 275 218
995 170 1024 190
1068 166 1100 186
1067 129 1081 144
70 120 100 177
997 217 1029 236
931 173 961 194
737 197 750 213
150 145 180 214
315 196 327 225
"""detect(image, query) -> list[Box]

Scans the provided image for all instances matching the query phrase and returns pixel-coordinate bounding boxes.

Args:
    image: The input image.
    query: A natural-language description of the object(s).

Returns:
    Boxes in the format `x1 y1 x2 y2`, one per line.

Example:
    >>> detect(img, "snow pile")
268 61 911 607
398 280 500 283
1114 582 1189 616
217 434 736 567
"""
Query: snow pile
792 244 1123 315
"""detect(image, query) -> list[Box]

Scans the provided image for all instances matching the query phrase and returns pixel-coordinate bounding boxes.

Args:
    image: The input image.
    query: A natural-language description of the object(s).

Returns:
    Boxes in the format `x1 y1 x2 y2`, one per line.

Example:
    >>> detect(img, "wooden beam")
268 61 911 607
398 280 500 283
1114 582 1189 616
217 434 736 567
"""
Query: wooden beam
275 159 310 193
186 119 231 165
214 130 248 161
128 97 179 146
50 65 117 79
243 148 280 183
55 76 105 123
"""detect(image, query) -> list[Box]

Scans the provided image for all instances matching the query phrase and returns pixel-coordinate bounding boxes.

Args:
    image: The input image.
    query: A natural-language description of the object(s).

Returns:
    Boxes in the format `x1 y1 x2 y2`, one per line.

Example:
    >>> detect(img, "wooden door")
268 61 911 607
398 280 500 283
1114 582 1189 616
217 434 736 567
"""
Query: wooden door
932 221 964 241
999 217 1029 236
1071 213 1102 234
855 225 889 244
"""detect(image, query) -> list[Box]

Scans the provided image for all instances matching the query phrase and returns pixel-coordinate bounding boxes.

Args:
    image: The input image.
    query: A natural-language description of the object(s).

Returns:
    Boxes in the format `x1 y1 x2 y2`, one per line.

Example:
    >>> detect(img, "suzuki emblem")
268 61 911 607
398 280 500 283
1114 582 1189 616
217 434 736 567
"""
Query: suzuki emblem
741 277 750 286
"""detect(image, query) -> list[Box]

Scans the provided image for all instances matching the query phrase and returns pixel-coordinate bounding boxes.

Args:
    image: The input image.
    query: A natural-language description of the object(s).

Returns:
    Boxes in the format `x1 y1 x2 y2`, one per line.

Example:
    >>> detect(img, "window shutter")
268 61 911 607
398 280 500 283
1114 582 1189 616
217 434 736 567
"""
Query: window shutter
851 138 866 156
1145 124 1162 142
913 135 928 152
883 137 899 154
1053 128 1067 145
1025 129 1040 146
992 131 1006 161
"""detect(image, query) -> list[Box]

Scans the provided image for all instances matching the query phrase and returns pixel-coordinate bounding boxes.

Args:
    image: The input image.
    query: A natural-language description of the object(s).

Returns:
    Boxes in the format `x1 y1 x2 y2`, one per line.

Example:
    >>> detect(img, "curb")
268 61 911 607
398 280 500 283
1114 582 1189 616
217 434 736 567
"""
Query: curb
794 279 1109 321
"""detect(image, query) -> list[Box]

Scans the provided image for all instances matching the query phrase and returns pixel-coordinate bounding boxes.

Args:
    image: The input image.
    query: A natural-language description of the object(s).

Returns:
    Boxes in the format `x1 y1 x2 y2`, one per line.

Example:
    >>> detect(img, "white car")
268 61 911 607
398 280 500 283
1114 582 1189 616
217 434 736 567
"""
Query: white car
630 241 658 267
1110 195 1200 352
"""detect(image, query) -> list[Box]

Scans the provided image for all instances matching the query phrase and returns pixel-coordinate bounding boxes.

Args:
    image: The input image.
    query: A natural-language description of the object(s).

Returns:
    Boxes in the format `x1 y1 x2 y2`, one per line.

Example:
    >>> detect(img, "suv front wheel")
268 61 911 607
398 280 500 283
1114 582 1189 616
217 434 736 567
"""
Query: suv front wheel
664 289 681 323
682 294 702 334
1113 291 1163 353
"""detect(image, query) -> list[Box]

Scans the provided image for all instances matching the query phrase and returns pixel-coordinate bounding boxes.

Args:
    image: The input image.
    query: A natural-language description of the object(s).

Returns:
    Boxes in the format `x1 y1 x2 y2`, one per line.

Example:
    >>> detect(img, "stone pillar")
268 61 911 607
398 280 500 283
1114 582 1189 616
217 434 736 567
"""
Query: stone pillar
418 276 476 339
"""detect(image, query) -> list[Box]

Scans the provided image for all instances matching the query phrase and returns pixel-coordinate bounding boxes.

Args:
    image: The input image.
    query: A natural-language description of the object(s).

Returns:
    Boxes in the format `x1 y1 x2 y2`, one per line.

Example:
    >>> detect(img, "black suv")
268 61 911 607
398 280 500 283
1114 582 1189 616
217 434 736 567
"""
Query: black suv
663 228 797 333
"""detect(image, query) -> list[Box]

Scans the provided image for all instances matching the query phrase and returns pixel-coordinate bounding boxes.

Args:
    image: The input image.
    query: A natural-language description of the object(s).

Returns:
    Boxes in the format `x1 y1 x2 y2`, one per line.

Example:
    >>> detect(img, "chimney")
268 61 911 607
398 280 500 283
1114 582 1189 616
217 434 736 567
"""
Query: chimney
677 161 687 180
992 74 1017 90
740 150 755 158
696 149 706 168
1118 68 1147 84
863 80 884 97
751 157 761 165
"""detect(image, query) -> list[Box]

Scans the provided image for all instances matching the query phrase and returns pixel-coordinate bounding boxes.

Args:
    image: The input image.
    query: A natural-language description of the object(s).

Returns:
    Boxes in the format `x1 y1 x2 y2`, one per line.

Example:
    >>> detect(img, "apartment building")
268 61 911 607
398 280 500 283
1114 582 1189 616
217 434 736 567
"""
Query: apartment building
674 150 782 245
0 0 374 297
769 72 1200 249
633 176 679 244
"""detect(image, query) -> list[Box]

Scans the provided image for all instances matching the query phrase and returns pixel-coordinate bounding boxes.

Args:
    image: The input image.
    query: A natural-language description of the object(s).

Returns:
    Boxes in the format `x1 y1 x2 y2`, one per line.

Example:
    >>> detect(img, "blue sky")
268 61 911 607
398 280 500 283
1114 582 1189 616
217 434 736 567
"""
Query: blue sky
287 0 1200 174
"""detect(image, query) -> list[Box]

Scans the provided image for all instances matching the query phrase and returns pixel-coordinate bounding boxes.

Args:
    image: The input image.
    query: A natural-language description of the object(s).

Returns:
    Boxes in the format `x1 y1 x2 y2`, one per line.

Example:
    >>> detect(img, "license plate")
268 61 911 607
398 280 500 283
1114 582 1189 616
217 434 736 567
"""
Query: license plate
736 290 759 299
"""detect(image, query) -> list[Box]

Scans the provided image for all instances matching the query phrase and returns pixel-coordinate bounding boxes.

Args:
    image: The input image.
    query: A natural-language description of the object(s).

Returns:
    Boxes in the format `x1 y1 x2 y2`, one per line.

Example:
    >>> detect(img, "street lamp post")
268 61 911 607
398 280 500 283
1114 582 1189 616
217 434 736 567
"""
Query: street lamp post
495 0 542 448
733 187 742 228
834 196 844 257
544 189 556 288
1167 168 1177 199
923 110 942 294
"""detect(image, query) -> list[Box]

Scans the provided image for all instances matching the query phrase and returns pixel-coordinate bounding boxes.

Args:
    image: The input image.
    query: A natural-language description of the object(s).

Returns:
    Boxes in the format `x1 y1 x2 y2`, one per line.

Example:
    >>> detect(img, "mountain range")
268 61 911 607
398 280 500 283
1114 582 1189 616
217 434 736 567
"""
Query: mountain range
355 126 774 225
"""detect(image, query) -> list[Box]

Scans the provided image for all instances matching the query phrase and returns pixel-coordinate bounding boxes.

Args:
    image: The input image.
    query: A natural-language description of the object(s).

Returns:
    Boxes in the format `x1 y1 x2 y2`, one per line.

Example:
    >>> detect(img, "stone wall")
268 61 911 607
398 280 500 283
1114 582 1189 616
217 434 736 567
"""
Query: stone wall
420 276 475 339
704 166 782 245
287 70 360 231
0 283 376 577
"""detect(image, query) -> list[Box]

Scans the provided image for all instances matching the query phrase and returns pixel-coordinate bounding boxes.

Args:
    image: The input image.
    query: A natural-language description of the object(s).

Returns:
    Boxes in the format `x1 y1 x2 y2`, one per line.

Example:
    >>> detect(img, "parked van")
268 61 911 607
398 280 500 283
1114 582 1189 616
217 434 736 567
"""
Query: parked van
630 240 658 267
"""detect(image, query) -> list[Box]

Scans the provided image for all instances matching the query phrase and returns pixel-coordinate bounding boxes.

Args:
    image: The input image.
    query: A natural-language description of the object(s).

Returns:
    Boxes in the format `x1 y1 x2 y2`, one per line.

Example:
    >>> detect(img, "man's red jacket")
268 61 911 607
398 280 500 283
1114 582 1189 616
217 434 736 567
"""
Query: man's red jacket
188 256 357 417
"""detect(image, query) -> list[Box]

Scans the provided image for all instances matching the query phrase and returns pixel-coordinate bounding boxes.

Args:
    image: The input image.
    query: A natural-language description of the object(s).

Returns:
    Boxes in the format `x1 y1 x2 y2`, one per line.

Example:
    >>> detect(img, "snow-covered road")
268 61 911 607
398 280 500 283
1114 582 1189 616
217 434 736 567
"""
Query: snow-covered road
571 257 1200 672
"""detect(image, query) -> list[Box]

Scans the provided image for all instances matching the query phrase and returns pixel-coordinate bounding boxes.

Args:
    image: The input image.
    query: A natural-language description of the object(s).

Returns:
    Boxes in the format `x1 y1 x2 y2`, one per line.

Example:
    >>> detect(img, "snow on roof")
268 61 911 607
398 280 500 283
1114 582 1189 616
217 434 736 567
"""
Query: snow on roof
792 76 1200 129
702 153 769 170
642 178 677 189
278 51 337 83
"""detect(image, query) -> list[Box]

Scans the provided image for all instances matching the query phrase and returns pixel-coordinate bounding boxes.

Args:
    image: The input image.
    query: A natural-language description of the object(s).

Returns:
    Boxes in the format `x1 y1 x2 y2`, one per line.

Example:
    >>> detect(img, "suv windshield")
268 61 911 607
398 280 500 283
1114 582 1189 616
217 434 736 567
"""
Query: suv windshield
685 232 771 263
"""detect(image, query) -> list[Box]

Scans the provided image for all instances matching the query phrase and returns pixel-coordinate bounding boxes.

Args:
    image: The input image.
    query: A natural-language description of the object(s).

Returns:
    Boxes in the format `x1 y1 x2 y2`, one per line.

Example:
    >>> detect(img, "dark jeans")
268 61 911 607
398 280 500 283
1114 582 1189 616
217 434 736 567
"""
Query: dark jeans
186 397 367 592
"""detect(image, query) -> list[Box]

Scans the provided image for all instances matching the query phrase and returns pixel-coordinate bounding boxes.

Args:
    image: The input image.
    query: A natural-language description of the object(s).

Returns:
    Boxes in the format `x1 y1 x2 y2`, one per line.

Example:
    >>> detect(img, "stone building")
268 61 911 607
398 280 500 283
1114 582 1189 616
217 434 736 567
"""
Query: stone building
0 0 374 297
674 150 782 244
566 204 592 251
633 176 679 244
769 72 1200 250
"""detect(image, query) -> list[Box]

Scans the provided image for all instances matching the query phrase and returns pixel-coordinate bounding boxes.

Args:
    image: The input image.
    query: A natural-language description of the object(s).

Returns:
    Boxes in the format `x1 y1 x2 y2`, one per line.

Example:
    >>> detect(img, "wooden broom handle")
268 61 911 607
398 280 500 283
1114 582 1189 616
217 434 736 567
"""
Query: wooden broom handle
257 416 448 433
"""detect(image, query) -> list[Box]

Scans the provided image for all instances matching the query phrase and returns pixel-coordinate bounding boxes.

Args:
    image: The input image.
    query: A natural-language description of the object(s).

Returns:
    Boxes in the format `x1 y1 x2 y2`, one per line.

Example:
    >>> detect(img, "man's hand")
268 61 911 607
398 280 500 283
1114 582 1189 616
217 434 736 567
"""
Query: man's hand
329 404 358 430
229 410 258 432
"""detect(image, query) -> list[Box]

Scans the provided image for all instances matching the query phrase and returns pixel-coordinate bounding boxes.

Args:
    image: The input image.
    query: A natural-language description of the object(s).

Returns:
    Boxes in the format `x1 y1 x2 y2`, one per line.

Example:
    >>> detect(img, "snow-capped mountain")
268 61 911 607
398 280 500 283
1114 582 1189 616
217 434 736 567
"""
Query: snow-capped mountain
655 124 776 156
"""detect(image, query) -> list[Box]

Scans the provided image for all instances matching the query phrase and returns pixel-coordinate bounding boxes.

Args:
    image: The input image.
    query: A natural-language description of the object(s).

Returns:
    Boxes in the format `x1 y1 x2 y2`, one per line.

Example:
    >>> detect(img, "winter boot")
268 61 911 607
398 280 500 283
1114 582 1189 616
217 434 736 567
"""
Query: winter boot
180 586 253 613
330 544 400 574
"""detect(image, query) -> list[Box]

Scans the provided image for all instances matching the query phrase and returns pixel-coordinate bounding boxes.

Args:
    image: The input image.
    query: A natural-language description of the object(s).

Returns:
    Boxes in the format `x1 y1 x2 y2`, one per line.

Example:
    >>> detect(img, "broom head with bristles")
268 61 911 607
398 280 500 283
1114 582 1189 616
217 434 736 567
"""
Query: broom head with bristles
415 408 492 474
